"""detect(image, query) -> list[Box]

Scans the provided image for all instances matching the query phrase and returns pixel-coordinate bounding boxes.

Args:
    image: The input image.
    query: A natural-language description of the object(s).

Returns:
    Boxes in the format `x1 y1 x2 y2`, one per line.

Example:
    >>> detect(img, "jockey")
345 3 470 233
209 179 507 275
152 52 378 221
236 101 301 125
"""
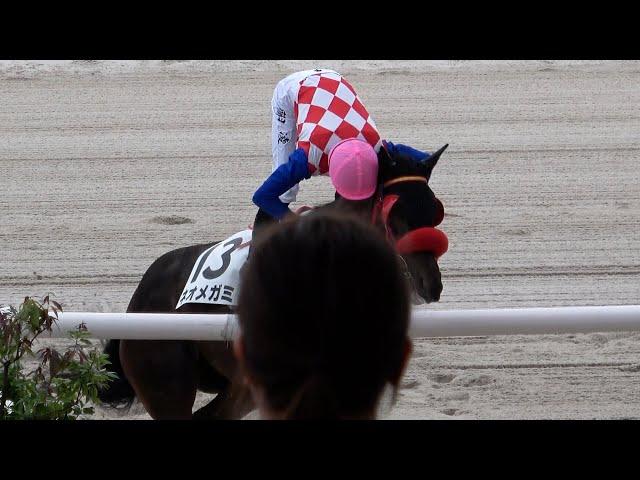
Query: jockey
252 69 431 227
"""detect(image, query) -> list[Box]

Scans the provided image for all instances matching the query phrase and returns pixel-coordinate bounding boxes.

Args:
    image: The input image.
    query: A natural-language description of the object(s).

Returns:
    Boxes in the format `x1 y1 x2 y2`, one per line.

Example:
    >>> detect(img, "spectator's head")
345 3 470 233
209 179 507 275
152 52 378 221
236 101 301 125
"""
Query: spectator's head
235 211 412 419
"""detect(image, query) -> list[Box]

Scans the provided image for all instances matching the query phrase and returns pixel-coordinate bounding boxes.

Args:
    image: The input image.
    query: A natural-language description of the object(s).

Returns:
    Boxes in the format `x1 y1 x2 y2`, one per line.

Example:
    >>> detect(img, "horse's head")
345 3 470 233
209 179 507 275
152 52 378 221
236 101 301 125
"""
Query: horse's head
376 143 449 303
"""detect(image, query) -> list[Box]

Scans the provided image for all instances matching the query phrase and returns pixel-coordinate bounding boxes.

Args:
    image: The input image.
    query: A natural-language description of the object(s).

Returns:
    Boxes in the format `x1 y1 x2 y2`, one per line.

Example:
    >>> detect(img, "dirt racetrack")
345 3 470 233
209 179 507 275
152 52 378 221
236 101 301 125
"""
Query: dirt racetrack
1 60 639 419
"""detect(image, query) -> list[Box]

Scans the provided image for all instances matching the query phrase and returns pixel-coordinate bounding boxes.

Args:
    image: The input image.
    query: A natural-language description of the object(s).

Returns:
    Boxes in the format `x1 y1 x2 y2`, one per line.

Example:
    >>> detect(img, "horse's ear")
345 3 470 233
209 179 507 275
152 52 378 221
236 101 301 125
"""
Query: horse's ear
421 144 448 176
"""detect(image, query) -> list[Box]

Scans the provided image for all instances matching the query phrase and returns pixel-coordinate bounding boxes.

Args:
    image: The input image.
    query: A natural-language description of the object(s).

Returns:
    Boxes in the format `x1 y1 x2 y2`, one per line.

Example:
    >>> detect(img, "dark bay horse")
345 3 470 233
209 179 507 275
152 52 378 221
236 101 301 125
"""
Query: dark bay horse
98 144 449 419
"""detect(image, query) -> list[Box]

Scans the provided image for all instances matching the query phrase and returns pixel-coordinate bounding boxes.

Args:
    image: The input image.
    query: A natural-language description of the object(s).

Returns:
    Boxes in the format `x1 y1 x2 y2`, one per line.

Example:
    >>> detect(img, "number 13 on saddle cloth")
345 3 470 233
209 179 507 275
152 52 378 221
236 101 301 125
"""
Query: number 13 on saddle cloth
176 229 253 309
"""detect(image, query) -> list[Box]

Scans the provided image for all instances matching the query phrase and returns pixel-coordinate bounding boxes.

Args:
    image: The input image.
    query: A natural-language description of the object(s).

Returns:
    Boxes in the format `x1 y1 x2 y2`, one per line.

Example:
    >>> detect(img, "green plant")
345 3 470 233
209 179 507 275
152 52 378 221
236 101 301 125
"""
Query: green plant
0 296 117 420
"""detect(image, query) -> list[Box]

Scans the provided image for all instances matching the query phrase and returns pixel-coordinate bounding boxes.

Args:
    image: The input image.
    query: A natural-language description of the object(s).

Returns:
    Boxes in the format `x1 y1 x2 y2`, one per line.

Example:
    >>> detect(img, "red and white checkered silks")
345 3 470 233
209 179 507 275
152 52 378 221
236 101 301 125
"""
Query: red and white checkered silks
293 72 382 176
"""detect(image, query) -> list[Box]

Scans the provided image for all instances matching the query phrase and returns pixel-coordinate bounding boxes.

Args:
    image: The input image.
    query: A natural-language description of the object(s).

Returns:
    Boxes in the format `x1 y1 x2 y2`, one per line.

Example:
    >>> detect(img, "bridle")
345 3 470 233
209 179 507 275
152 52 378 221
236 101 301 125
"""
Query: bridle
372 176 449 259
382 175 428 188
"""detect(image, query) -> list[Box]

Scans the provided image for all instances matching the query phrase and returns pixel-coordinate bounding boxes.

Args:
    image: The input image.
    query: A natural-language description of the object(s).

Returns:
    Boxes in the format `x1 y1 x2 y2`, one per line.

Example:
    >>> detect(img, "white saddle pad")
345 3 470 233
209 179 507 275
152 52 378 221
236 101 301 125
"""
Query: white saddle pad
176 229 253 309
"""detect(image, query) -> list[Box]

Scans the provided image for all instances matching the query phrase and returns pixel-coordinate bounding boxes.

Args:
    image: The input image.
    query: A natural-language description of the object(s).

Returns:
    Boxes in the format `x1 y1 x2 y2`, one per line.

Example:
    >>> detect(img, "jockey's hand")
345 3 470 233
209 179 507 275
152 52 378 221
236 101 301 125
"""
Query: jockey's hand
294 205 314 215
280 207 296 221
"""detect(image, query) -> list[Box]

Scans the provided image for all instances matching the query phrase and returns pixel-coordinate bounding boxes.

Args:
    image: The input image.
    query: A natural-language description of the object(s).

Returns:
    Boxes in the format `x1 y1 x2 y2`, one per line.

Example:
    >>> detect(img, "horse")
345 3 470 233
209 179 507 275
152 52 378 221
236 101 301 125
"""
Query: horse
97 144 450 419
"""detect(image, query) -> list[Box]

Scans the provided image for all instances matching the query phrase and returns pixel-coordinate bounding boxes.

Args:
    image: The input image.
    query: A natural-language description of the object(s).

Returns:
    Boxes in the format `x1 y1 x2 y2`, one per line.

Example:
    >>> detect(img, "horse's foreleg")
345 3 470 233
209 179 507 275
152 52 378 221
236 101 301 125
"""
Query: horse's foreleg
120 339 199 420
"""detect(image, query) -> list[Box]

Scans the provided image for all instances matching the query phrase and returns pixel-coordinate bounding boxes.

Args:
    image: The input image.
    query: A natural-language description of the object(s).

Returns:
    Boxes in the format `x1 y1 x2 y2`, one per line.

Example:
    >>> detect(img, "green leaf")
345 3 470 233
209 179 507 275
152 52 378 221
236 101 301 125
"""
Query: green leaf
1 295 115 420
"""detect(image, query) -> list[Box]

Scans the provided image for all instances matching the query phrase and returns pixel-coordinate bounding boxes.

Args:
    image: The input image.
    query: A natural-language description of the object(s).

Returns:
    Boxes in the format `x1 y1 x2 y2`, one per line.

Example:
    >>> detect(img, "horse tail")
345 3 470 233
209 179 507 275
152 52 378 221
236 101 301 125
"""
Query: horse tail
98 339 136 408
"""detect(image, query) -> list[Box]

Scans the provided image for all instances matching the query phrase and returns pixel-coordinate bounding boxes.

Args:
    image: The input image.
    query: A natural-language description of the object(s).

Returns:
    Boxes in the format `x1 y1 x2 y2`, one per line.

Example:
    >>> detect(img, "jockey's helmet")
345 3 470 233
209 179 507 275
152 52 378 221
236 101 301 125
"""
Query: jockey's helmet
328 138 378 200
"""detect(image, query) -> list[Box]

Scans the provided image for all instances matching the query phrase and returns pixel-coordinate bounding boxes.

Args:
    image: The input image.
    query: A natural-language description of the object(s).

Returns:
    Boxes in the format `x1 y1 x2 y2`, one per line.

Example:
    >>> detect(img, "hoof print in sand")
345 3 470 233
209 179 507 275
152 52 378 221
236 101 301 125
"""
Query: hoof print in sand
149 215 194 225
503 228 529 236
588 333 609 346
618 364 640 373
452 373 495 387
401 380 420 389
440 408 463 416
428 373 457 384
442 391 470 401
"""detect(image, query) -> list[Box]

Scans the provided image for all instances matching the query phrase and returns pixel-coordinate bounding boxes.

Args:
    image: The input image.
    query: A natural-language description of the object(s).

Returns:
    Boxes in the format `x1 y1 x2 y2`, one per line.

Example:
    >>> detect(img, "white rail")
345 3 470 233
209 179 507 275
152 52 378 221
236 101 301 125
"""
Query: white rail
45 305 640 341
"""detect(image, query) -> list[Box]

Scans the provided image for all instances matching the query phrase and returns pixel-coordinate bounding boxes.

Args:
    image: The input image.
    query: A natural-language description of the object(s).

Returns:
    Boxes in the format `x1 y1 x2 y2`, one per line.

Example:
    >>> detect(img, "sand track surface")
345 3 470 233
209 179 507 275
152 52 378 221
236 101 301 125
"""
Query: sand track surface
1 60 639 419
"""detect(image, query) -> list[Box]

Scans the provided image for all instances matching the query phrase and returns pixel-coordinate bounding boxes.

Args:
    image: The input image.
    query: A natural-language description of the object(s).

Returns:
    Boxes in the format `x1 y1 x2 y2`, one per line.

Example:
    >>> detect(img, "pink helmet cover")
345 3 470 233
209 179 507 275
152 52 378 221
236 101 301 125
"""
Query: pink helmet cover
328 138 379 200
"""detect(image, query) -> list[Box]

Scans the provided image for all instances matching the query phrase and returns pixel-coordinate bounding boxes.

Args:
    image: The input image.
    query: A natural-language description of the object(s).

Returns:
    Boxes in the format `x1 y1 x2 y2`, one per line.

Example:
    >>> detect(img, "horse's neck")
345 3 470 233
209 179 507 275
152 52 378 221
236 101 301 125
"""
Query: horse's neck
318 197 384 231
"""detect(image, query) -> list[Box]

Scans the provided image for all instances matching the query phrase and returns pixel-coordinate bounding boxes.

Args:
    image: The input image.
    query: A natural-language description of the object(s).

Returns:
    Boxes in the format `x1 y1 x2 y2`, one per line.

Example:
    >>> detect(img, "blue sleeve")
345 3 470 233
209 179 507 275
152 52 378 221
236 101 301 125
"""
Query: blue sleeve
384 141 431 162
252 148 311 220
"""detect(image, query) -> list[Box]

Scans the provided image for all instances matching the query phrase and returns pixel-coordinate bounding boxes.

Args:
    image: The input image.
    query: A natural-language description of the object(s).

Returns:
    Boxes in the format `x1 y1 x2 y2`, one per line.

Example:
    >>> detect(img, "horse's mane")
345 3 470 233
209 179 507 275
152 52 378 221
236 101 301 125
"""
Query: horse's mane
312 192 380 227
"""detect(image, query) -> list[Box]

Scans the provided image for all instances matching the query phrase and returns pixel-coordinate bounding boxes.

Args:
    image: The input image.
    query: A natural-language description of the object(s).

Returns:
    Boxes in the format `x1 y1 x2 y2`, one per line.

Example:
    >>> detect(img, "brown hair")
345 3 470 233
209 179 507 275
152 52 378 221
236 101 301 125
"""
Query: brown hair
236 210 411 419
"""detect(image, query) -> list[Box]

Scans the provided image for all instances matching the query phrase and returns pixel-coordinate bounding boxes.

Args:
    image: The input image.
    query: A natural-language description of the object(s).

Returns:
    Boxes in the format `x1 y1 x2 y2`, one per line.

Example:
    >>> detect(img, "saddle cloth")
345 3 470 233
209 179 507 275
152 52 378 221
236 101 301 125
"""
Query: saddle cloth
176 229 253 309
